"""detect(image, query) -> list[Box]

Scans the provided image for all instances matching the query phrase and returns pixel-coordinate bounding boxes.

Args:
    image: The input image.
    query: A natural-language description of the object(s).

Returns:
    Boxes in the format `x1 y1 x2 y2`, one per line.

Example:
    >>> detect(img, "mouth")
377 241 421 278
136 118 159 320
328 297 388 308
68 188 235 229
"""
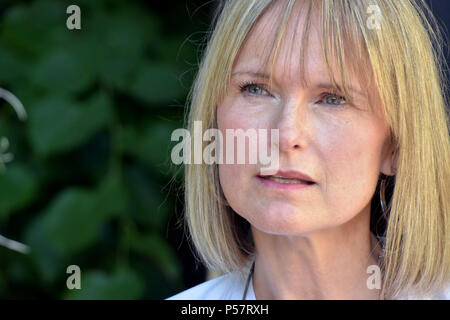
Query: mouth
257 169 316 190
258 175 315 185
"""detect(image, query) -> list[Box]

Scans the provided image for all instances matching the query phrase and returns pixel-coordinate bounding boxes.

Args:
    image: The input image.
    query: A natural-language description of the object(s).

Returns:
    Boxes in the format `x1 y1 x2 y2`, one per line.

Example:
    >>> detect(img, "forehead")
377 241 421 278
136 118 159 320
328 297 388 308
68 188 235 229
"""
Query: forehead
232 1 365 95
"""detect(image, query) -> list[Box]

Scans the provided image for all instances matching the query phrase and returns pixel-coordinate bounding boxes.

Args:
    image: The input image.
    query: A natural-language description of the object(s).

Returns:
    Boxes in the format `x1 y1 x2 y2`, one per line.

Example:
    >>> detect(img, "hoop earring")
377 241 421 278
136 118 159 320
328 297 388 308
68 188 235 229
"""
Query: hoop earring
379 175 388 216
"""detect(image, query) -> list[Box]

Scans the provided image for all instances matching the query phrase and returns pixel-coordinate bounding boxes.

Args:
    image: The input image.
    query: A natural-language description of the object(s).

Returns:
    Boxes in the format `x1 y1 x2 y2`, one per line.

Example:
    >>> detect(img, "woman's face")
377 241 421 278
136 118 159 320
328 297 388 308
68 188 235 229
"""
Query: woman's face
217 3 395 235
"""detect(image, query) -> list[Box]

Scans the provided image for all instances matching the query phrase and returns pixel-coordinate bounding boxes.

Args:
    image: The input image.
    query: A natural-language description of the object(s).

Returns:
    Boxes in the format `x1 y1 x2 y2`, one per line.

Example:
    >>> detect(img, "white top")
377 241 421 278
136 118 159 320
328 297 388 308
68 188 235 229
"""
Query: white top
167 270 256 300
167 270 450 300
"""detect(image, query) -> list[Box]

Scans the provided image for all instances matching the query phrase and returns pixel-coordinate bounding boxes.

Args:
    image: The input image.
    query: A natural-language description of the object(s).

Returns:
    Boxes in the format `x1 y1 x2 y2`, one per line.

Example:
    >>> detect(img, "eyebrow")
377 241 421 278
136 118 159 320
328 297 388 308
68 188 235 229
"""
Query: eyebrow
231 71 365 98
232 71 270 79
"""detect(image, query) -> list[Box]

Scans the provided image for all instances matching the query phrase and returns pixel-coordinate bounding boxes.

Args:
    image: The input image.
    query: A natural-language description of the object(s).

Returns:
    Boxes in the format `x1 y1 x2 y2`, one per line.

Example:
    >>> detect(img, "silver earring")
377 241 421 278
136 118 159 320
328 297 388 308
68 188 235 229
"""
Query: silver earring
380 175 388 215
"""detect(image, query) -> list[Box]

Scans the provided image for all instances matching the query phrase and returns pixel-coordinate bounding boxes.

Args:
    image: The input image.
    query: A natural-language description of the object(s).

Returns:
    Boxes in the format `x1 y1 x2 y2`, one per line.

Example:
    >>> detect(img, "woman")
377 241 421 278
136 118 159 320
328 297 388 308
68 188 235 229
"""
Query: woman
168 0 449 299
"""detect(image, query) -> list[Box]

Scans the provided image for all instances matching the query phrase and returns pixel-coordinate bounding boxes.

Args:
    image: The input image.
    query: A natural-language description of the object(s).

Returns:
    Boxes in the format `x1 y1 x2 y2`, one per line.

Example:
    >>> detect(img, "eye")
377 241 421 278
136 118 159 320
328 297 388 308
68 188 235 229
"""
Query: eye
319 93 347 107
239 82 271 97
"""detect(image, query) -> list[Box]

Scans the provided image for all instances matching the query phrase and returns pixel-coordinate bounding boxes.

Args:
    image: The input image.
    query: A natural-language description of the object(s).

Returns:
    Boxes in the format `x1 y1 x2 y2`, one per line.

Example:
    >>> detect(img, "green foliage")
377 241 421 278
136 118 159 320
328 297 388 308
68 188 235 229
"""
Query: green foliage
63 267 145 300
130 63 185 105
0 0 204 299
0 163 37 220
27 94 112 157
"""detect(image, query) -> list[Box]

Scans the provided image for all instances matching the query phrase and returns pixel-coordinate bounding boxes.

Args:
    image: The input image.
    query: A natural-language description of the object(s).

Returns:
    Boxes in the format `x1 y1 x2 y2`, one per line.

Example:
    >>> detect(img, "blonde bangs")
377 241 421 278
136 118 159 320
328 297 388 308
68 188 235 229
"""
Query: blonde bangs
262 0 377 112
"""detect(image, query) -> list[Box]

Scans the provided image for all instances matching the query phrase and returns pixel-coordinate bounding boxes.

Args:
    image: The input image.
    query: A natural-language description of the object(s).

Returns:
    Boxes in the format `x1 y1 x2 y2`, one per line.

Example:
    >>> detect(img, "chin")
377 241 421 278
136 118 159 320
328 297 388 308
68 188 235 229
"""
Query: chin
245 203 326 235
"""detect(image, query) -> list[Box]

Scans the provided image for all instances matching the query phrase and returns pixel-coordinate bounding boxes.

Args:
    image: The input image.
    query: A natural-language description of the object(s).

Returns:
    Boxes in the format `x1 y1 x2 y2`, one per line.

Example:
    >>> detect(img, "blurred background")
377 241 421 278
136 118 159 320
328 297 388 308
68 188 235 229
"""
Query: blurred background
0 0 448 299
0 0 216 299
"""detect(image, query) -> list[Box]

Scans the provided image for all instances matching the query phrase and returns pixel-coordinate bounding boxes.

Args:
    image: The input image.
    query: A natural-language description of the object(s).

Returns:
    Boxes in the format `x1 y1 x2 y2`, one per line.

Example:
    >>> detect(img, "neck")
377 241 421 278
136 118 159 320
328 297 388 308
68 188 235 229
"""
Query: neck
251 206 383 299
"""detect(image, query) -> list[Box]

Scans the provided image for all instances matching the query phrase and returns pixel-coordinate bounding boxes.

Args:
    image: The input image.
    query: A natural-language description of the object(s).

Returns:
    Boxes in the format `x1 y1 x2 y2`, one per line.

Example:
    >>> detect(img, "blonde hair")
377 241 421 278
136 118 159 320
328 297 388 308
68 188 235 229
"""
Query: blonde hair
183 0 450 299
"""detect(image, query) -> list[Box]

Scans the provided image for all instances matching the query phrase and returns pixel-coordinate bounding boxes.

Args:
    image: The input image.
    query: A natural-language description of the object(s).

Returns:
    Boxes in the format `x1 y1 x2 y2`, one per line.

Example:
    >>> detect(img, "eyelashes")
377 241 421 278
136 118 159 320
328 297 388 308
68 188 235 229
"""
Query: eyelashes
239 81 271 97
318 93 347 106
238 81 348 107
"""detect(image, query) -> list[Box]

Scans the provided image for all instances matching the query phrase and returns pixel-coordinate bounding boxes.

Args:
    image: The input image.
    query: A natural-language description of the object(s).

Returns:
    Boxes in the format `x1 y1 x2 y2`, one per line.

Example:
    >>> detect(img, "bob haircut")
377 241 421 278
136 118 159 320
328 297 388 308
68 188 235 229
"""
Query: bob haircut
183 0 450 299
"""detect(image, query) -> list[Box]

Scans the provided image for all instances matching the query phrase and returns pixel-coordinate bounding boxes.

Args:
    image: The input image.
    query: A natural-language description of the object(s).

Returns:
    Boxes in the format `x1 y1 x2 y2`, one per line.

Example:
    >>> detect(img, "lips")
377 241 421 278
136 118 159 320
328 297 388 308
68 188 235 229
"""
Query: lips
258 170 315 185
262 176 314 185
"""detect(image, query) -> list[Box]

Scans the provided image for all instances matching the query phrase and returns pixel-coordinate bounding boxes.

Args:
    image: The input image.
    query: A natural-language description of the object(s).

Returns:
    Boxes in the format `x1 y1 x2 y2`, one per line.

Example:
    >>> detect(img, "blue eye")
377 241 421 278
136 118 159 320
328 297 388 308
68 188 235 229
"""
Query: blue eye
238 83 346 107
321 93 346 106
239 82 270 96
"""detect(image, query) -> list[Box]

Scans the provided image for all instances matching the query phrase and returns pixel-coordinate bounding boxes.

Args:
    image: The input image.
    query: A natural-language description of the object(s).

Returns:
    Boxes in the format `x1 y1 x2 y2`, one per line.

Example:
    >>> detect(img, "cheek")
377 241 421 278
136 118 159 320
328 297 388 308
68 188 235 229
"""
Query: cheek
316 118 388 214
321 120 387 173
218 163 254 219
217 100 266 130
218 164 235 199
217 104 253 214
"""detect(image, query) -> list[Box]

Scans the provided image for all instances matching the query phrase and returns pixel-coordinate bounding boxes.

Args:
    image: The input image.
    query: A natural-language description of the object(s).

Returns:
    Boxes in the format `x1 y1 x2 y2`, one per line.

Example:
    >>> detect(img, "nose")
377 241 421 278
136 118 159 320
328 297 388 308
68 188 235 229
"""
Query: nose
276 97 310 153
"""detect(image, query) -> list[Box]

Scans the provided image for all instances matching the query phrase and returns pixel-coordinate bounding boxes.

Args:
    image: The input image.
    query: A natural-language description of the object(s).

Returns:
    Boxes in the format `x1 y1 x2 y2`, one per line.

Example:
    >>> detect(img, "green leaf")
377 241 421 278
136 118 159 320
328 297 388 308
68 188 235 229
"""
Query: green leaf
25 0 66 29
0 5 53 57
0 44 27 85
23 170 128 283
30 49 95 95
27 94 112 157
96 9 148 89
121 120 180 174
95 170 128 217
130 232 181 283
39 187 113 255
0 1 67 58
24 216 66 285
123 164 169 230
0 163 37 220
63 267 144 299
129 63 185 105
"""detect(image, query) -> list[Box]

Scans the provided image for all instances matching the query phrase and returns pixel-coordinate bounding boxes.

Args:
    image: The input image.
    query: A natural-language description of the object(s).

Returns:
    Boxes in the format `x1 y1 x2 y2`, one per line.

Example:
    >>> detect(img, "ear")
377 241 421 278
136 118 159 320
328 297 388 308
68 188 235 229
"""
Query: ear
380 138 398 176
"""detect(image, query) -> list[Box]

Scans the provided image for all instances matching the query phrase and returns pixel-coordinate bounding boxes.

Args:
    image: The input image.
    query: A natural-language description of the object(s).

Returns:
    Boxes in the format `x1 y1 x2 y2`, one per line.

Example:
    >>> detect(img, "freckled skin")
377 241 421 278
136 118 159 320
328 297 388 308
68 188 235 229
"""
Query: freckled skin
217 3 395 237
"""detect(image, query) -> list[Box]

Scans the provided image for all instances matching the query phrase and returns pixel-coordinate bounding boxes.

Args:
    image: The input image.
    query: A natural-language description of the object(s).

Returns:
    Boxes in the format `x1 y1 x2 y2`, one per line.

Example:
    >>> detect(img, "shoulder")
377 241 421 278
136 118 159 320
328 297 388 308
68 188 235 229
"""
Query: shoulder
398 283 450 300
435 284 450 300
166 271 248 300
429 283 450 300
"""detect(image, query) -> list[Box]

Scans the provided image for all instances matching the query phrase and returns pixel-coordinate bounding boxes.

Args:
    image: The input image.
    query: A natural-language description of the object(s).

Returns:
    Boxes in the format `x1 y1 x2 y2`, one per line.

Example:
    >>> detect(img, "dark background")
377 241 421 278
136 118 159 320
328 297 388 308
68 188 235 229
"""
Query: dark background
0 0 447 299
